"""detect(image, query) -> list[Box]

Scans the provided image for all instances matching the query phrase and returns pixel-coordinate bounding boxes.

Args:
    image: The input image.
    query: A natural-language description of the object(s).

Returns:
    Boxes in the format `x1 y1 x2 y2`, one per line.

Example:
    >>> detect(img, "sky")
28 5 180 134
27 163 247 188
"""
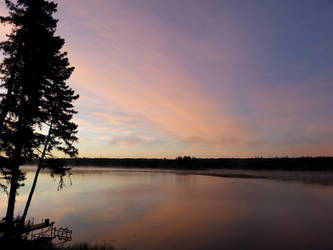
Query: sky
0 0 333 158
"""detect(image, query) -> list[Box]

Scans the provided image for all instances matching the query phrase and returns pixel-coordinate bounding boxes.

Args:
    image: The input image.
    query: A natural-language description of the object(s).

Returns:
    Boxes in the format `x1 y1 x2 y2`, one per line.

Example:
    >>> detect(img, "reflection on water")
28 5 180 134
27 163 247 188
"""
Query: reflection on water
1 167 333 250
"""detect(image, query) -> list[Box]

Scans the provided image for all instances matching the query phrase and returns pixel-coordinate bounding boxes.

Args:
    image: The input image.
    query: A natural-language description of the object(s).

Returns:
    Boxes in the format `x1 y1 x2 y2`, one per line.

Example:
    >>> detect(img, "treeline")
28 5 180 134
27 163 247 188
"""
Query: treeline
25 156 333 171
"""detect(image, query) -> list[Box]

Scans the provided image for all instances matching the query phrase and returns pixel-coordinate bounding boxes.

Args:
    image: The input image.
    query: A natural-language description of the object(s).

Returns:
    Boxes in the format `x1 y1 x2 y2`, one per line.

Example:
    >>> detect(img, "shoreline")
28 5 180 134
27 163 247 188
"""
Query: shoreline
23 156 333 172
22 165 333 186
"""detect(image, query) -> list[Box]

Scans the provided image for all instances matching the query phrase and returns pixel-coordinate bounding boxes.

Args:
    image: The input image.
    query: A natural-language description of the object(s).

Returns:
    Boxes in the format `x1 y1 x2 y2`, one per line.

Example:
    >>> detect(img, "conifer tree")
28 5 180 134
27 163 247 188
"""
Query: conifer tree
0 0 79 228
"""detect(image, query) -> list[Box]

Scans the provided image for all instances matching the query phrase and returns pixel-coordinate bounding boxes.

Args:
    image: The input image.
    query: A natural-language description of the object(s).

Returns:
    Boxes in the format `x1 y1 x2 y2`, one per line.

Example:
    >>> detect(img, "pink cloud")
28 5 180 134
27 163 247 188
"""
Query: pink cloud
59 2 251 156
1 1 331 157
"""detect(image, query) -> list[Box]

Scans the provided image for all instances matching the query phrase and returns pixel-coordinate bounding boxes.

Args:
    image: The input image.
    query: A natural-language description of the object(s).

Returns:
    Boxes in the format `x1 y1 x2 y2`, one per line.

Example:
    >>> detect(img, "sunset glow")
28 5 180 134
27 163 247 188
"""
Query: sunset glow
1 0 332 157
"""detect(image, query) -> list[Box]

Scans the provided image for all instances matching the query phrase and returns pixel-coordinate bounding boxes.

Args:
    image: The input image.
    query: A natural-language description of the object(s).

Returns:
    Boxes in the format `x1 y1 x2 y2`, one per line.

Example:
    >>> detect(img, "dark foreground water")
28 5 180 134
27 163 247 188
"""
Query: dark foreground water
1 167 333 250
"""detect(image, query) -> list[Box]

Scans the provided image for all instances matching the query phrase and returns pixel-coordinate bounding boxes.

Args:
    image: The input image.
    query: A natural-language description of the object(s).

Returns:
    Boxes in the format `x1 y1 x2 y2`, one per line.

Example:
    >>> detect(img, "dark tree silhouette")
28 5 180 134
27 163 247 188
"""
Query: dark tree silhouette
0 0 79 232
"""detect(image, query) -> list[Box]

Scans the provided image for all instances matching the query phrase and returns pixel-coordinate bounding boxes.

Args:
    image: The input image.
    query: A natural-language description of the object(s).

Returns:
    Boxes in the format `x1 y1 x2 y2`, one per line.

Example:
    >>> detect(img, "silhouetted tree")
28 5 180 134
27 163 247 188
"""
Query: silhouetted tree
0 0 78 231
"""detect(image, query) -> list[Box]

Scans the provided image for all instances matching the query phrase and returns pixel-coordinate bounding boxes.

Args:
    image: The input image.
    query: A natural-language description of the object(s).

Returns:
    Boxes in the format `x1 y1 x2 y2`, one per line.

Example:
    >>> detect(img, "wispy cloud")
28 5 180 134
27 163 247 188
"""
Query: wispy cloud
0 0 332 157
62 2 251 156
108 135 154 146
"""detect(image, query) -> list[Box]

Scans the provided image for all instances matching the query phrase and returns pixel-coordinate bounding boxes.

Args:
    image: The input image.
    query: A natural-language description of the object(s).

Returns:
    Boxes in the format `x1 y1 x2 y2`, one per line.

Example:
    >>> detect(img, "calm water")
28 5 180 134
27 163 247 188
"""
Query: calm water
1 167 333 250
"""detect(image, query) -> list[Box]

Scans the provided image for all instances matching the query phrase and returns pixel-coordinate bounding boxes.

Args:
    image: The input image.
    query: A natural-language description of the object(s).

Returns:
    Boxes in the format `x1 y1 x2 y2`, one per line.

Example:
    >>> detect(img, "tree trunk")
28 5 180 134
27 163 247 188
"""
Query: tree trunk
21 124 52 225
20 159 44 224
4 164 20 239
5 166 20 223
4 114 26 237
5 137 24 224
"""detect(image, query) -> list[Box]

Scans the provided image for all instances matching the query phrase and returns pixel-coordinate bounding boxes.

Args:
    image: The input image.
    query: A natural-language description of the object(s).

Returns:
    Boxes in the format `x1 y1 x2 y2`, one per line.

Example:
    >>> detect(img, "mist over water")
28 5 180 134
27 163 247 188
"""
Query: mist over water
1 167 333 250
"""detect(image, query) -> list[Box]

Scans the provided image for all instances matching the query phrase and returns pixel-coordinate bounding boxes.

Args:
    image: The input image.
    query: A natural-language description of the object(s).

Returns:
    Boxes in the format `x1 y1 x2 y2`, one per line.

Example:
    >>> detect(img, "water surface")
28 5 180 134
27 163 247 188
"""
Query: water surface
1 167 333 250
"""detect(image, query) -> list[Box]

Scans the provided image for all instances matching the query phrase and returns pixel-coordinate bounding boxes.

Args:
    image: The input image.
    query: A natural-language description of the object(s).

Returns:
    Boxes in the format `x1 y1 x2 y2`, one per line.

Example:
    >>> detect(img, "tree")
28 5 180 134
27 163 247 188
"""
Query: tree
0 0 79 231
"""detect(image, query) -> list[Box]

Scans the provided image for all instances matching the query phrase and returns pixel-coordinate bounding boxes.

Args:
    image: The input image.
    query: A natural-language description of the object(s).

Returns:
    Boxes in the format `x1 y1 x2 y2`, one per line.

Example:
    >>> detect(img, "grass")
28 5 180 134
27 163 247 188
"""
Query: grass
58 243 124 250
0 240 125 250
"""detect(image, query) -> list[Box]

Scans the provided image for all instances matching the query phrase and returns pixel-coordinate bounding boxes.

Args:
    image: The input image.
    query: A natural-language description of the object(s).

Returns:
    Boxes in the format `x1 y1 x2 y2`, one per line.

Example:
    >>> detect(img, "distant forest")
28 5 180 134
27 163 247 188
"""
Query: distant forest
23 156 333 171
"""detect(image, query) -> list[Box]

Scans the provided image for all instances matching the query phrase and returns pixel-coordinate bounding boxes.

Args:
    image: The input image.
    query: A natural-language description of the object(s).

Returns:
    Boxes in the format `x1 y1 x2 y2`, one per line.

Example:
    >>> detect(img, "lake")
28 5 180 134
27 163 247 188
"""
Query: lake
1 167 333 250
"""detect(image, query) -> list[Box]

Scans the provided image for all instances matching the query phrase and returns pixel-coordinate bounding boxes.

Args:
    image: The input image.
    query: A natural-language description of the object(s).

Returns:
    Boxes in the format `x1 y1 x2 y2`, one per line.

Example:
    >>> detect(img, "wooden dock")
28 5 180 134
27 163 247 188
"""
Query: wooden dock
0 218 71 242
